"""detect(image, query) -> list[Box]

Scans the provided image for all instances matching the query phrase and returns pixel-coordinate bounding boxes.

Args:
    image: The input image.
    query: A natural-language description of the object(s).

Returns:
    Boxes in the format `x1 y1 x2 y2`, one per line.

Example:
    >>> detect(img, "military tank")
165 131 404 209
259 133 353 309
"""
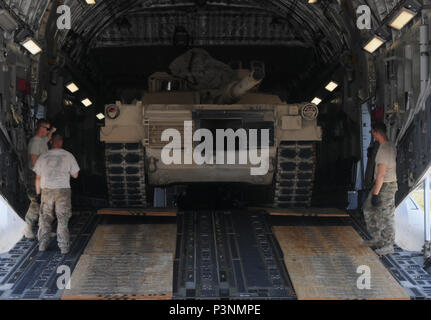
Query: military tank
100 49 322 208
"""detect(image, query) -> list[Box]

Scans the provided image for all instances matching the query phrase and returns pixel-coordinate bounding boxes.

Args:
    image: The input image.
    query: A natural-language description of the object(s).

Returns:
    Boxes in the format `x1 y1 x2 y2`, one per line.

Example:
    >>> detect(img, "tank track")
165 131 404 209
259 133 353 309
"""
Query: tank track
105 143 147 207
273 141 316 208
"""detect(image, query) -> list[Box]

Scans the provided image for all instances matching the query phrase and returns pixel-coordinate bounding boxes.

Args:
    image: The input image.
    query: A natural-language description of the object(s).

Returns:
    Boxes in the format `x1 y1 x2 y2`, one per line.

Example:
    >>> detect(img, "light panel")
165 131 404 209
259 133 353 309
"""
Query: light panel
325 81 339 92
96 113 105 120
86 0 96 4
363 36 385 54
66 82 79 93
81 98 92 107
21 38 42 55
389 8 416 30
311 97 322 105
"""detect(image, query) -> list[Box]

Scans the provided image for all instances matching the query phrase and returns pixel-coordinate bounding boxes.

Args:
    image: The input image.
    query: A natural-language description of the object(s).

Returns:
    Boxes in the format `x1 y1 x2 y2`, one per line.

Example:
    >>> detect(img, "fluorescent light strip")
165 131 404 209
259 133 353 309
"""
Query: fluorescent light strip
96 113 105 120
86 0 96 4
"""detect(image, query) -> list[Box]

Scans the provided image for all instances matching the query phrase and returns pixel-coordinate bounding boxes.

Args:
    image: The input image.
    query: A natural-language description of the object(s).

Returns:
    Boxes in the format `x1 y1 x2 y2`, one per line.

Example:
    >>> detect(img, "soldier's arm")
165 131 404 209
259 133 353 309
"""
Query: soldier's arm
373 163 387 195
30 154 38 168
35 175 41 195
47 127 56 141
71 171 79 179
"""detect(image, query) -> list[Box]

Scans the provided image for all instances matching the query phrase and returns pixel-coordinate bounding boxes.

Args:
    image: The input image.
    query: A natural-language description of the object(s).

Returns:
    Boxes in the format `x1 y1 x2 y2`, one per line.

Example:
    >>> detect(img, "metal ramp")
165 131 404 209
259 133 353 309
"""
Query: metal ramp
274 225 410 300
62 224 177 300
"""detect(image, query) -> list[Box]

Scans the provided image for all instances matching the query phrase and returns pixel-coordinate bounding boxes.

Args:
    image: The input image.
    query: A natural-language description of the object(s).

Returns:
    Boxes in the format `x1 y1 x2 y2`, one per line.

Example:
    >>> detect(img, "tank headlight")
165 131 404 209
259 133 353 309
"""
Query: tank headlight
301 104 319 121
106 105 120 119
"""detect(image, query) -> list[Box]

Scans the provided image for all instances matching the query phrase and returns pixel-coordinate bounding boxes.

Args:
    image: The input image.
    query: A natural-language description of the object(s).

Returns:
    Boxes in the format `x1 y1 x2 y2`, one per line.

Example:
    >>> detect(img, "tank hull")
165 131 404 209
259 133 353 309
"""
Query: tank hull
101 99 322 207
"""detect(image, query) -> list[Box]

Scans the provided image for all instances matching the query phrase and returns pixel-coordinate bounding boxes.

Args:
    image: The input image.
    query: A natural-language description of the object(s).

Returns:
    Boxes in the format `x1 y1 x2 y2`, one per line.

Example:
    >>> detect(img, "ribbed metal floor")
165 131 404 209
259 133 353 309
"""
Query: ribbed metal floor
1 210 431 300
173 210 296 299
0 211 99 299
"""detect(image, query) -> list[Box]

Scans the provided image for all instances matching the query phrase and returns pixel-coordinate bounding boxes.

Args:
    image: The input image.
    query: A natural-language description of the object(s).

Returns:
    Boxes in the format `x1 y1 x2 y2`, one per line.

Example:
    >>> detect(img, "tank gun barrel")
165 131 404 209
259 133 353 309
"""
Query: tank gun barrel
228 68 265 101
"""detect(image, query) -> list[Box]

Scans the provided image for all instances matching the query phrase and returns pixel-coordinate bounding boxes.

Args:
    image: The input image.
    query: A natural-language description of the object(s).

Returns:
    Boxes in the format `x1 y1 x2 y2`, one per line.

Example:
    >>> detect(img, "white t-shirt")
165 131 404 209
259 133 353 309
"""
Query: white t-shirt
33 149 80 189
374 141 397 182
28 136 49 169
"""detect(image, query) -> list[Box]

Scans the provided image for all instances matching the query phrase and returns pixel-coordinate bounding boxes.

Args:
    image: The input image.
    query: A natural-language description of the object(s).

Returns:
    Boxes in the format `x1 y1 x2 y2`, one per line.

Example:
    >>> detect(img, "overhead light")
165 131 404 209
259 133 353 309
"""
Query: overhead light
96 113 105 120
20 38 42 55
363 35 386 54
389 7 417 30
0 9 18 32
64 99 73 106
311 97 322 105
325 81 339 92
66 82 79 93
308 0 318 3
85 0 96 4
81 98 92 107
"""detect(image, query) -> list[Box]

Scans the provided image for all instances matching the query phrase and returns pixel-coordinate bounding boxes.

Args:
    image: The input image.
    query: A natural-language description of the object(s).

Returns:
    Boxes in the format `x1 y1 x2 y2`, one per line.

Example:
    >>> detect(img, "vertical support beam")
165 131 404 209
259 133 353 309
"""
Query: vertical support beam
420 17 429 93
421 10 431 261
404 45 412 111
425 177 431 258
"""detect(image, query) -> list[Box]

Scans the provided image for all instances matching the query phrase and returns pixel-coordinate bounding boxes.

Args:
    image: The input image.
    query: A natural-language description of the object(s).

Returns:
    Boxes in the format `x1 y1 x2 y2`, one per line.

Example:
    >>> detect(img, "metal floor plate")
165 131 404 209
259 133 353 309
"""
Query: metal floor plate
173 210 296 299
0 211 99 300
274 225 409 299
270 214 431 300
62 224 177 300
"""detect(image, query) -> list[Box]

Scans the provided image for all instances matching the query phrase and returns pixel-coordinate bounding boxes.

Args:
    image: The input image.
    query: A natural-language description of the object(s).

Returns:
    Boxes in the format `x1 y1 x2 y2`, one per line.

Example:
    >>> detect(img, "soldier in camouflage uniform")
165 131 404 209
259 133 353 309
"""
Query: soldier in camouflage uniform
33 133 79 254
24 119 56 239
363 122 398 256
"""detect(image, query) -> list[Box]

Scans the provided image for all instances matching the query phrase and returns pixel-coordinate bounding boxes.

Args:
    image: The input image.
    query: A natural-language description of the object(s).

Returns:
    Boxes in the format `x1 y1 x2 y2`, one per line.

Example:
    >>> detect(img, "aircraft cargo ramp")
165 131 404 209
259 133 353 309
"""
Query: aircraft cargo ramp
1 209 430 300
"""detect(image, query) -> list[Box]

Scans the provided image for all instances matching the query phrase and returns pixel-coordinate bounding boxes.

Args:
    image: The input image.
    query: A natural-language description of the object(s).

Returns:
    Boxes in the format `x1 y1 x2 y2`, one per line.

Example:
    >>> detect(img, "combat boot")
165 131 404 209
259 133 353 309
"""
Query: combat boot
23 224 35 240
375 245 394 256
39 241 49 252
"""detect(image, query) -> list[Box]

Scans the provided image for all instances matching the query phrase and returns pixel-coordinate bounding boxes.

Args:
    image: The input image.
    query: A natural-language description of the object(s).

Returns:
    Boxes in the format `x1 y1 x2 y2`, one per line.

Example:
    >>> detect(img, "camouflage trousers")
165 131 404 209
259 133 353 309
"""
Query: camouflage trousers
37 188 72 251
363 182 398 247
25 170 40 227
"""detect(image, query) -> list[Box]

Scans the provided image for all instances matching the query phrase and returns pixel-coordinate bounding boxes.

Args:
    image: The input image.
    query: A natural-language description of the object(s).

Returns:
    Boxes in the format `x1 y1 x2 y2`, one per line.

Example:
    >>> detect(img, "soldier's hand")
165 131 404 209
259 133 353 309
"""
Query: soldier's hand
36 194 41 204
371 194 381 207
50 127 57 133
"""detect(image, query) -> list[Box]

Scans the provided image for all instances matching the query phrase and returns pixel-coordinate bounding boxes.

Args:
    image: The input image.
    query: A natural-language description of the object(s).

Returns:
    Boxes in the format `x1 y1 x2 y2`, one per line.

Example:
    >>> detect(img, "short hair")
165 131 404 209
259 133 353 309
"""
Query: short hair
51 132 63 143
36 119 50 130
371 121 387 135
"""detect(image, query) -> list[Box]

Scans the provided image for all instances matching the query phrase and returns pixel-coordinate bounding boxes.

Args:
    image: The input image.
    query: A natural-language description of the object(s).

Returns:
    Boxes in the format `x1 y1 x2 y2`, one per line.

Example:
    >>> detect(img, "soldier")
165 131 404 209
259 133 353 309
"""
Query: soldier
33 133 80 254
23 119 56 239
362 121 398 256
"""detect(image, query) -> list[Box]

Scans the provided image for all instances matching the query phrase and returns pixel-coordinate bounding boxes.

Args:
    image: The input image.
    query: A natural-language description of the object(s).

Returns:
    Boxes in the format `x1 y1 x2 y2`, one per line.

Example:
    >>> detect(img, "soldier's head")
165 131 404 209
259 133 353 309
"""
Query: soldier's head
50 132 63 149
371 121 388 143
36 119 51 137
